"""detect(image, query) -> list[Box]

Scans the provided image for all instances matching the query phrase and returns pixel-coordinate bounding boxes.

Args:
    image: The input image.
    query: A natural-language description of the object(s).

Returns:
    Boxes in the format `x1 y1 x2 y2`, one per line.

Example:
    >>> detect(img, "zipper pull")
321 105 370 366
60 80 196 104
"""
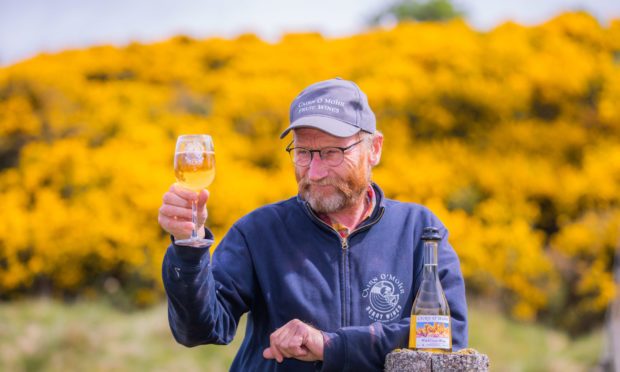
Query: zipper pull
341 238 349 250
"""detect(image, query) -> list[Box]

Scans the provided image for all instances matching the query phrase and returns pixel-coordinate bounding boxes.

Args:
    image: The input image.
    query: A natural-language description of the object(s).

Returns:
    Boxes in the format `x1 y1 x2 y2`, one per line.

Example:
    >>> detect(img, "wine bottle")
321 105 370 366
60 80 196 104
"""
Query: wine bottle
409 226 452 352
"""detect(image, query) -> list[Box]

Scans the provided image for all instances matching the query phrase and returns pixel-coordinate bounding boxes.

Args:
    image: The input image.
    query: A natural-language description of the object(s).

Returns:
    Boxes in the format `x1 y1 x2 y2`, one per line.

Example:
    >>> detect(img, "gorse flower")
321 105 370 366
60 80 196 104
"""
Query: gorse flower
0 11 618 332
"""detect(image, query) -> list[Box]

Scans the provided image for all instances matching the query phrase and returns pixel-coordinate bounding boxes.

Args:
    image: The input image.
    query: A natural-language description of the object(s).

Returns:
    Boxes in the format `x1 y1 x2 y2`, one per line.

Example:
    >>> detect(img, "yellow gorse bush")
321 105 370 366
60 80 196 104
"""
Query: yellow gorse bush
0 11 619 333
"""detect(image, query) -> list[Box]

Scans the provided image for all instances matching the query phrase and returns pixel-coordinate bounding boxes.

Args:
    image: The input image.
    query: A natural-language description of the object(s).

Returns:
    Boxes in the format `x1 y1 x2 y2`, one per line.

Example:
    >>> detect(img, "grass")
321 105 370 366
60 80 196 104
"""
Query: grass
0 299 243 372
468 300 603 372
0 299 604 371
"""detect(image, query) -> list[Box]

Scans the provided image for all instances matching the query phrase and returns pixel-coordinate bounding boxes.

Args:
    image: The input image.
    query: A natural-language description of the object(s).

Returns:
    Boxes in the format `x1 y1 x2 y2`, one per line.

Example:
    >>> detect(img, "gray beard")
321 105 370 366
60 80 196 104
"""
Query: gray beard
303 187 350 214
300 175 371 214
296 160 372 214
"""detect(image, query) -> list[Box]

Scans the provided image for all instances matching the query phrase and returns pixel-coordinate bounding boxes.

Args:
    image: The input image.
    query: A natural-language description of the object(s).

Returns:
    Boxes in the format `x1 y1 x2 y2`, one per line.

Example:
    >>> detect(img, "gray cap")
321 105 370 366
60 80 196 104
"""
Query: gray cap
279 78 376 138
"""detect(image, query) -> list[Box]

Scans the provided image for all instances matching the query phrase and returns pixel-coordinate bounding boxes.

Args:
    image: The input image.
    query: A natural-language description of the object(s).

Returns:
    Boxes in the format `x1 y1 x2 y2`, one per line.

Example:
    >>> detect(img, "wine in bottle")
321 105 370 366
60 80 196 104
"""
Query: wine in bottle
409 226 452 352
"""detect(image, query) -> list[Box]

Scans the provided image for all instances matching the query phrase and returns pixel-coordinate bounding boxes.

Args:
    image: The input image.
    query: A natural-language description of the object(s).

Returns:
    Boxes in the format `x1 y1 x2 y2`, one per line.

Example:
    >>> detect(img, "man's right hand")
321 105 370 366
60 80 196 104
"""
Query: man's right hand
158 183 209 241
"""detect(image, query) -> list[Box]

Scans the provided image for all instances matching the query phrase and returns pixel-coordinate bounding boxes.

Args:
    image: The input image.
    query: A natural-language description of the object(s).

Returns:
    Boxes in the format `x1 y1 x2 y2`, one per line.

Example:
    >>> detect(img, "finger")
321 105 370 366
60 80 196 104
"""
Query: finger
197 206 207 226
299 327 325 361
159 214 194 232
270 328 291 357
170 183 199 201
196 190 209 224
273 320 307 358
279 324 303 355
268 333 286 362
288 323 309 356
163 191 194 209
270 344 284 363
286 320 320 360
159 204 193 220
263 347 291 363
197 189 209 206
294 345 309 357
158 215 194 237
263 348 274 359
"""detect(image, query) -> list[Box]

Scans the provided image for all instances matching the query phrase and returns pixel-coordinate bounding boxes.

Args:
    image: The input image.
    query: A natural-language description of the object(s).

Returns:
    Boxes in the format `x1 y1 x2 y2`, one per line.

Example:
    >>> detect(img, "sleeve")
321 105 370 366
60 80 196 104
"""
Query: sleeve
318 318 410 371
318 226 468 371
161 225 256 347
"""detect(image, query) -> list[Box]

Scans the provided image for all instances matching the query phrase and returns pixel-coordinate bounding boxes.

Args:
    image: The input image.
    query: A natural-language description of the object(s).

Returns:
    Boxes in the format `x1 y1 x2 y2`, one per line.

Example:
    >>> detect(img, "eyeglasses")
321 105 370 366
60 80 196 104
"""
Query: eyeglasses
286 140 363 167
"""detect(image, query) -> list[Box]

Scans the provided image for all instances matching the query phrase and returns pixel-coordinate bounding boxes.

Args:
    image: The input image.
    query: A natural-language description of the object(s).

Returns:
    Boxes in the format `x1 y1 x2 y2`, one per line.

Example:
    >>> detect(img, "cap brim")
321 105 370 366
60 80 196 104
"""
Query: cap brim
279 116 361 139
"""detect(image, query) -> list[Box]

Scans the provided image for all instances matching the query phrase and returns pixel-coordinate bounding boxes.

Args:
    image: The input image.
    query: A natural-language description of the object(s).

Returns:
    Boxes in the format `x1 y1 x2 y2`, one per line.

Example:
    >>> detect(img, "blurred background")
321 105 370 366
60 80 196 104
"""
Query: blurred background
1 0 619 371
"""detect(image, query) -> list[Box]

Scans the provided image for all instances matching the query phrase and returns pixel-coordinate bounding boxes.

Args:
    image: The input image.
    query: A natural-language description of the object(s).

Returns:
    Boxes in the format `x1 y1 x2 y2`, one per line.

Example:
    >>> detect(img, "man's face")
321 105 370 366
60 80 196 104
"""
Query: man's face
293 128 371 214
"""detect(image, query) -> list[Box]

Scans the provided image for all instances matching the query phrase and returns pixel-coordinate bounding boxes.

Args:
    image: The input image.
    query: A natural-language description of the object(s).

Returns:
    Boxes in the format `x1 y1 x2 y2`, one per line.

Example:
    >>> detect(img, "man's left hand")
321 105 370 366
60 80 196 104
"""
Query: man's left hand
262 319 325 363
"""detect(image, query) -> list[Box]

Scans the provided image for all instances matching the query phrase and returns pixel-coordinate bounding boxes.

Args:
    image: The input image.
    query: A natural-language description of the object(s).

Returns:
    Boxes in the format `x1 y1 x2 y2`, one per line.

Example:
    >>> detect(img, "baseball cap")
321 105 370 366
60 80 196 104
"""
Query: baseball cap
279 78 376 139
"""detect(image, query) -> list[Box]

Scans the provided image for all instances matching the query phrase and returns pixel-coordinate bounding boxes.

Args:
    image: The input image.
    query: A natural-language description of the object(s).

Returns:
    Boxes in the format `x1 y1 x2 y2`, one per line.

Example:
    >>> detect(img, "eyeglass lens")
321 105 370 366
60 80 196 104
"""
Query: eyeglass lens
292 148 343 166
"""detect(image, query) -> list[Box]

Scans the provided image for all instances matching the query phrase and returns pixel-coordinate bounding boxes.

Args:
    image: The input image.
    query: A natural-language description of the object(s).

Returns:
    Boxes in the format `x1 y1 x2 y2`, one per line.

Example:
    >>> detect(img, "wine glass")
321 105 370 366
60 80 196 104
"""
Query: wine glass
174 134 215 247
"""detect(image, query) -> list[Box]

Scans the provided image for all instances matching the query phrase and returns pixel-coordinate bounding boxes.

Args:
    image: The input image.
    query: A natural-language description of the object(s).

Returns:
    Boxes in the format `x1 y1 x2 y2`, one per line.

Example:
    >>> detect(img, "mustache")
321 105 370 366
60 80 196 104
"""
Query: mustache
303 179 338 186
300 177 356 204
300 177 348 190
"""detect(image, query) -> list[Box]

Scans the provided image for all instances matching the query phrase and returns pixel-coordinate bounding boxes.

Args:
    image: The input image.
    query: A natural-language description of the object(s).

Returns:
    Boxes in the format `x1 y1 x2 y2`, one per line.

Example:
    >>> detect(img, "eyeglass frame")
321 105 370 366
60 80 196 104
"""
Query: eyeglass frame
285 139 364 167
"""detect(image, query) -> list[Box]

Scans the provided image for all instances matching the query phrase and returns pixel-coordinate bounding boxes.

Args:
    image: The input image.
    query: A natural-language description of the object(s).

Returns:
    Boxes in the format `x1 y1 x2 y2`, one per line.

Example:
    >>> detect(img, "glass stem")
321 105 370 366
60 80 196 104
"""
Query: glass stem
191 199 198 240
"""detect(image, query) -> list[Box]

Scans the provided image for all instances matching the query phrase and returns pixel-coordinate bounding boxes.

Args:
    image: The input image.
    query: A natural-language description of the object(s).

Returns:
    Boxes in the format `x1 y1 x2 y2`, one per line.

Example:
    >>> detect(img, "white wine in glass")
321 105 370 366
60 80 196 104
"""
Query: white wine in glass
174 134 215 247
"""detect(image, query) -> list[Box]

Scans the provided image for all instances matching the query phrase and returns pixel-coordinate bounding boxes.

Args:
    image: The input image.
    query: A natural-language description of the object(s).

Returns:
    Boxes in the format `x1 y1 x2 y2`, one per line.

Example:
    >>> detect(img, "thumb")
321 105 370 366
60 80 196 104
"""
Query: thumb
195 189 209 226
197 189 209 207
263 348 274 359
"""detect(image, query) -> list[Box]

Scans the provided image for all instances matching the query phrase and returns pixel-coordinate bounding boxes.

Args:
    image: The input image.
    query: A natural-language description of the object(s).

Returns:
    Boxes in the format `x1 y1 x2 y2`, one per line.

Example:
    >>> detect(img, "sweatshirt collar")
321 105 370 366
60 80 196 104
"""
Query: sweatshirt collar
316 186 376 238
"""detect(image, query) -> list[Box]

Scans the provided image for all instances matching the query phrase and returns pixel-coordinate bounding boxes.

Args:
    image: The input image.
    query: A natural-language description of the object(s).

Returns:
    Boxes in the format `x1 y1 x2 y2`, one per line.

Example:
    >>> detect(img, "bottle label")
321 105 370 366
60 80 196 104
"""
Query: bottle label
412 315 451 349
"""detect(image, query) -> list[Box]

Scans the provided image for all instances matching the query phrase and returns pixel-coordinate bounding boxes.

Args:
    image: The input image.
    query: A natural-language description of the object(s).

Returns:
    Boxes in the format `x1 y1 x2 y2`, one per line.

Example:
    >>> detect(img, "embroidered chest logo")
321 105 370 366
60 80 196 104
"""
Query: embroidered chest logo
362 273 405 322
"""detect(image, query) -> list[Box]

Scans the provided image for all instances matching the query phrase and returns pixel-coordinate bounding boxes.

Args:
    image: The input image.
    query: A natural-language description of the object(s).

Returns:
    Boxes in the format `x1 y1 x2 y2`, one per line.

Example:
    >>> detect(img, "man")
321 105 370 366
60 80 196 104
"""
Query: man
158 78 468 371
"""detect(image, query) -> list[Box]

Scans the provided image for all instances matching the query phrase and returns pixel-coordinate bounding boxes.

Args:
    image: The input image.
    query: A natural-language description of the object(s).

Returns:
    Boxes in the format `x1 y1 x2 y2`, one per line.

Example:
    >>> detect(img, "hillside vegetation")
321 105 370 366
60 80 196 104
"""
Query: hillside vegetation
1 12 619 334
0 299 602 371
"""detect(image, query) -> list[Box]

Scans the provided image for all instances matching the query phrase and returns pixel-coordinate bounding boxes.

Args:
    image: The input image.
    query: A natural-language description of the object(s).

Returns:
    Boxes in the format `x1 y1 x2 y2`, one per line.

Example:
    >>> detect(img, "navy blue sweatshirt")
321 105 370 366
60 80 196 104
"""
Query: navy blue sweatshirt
162 183 468 371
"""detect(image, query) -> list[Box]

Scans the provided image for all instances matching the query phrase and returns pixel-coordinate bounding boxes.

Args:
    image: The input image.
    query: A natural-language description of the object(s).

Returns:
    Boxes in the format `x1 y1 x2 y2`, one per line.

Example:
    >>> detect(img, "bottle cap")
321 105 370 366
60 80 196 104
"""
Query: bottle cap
422 226 441 241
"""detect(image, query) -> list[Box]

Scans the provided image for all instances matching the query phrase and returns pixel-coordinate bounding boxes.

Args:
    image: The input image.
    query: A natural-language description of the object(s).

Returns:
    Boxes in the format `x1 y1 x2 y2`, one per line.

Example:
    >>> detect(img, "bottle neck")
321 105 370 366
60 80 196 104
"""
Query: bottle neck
423 241 438 266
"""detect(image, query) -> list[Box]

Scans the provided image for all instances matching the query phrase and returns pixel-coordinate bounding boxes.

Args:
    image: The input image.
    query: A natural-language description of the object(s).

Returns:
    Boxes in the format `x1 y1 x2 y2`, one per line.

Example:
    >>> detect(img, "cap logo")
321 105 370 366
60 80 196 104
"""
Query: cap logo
280 78 376 138
297 97 345 115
